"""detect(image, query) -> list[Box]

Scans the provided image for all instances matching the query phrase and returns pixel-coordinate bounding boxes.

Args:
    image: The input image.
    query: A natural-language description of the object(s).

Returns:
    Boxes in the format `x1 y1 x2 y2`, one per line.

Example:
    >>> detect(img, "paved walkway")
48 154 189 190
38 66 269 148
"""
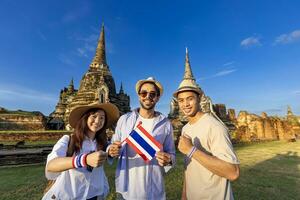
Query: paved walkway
0 147 52 155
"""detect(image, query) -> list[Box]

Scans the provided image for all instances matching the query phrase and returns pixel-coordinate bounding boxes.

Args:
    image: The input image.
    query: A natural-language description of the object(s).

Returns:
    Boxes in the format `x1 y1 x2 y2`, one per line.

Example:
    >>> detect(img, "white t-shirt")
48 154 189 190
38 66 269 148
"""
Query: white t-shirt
182 113 239 200
122 115 157 200
42 135 109 200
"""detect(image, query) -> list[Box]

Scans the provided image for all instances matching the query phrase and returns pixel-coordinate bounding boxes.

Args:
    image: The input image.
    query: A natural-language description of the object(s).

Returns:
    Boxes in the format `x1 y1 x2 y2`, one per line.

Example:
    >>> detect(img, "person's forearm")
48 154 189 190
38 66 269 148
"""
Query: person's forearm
47 157 73 172
191 149 239 181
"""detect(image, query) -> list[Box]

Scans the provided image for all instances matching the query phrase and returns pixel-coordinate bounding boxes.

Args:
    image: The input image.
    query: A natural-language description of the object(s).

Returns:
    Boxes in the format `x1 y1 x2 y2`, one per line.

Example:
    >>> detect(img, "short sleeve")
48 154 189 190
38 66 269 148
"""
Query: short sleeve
111 115 124 143
209 125 239 164
45 135 70 180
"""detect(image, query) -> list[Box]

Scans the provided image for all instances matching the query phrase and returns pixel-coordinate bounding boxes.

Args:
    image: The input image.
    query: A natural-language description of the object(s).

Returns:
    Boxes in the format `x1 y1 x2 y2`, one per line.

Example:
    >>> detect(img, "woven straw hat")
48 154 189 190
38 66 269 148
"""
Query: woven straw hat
69 102 119 128
173 79 203 98
135 77 163 96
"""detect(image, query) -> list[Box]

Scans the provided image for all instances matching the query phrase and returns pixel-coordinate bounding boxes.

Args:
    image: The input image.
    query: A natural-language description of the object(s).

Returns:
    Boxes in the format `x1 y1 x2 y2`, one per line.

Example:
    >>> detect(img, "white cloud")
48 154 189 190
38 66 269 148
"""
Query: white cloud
73 33 98 58
37 30 47 41
58 54 76 66
73 30 115 58
61 2 90 24
214 69 237 77
0 84 57 102
0 84 57 115
240 37 261 48
274 30 300 45
76 34 98 43
76 48 88 57
67 25 115 61
198 68 237 80
62 13 78 23
292 90 300 95
223 61 235 66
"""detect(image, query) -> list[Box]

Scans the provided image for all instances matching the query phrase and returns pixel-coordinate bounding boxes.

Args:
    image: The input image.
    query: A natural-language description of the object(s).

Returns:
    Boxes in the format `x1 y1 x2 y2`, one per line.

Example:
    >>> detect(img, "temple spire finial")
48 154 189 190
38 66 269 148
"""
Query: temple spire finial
119 82 124 94
184 47 195 80
90 23 107 68
68 77 74 93
287 105 293 116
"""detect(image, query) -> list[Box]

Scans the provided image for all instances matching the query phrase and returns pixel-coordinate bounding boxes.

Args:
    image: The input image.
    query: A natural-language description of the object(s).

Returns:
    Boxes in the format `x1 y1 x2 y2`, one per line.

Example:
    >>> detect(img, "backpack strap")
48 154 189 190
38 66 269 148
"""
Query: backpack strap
66 134 75 157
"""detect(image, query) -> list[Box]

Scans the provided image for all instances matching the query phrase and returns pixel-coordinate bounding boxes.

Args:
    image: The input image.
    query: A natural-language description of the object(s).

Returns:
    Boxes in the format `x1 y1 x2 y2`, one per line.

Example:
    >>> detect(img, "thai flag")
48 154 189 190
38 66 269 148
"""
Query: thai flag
124 121 162 162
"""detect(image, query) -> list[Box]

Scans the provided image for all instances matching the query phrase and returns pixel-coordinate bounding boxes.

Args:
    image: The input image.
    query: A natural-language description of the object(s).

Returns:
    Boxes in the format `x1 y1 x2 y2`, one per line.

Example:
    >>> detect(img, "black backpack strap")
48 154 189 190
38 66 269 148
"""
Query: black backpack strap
66 134 75 157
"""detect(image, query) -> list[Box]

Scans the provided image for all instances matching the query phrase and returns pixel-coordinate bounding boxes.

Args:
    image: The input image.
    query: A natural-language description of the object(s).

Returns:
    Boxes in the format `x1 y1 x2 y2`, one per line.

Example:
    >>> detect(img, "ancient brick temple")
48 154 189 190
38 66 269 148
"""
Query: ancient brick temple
50 24 130 129
0 107 47 130
168 49 299 143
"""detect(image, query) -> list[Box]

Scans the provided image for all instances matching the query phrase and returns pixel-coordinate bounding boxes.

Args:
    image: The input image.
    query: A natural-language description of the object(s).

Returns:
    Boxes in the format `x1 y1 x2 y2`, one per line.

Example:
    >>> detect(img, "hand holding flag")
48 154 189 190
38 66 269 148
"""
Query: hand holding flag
123 121 162 162
108 141 121 157
156 151 172 166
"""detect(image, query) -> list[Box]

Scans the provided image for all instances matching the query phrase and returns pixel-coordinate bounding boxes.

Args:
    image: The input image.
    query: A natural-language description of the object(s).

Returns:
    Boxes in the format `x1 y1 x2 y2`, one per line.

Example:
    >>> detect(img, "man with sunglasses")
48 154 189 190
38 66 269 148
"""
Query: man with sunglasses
107 77 176 200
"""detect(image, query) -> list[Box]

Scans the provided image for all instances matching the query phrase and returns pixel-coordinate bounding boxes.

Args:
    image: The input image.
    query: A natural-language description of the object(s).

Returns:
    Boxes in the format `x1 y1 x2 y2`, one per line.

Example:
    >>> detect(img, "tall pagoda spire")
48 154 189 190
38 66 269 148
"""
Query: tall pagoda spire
90 23 107 69
119 82 124 94
177 48 201 91
184 47 195 80
68 77 74 93
287 105 293 116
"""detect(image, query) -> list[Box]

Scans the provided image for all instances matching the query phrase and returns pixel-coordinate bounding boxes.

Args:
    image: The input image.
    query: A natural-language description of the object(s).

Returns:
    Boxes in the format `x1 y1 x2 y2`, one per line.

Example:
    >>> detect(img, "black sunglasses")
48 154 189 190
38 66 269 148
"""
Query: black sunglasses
139 91 157 99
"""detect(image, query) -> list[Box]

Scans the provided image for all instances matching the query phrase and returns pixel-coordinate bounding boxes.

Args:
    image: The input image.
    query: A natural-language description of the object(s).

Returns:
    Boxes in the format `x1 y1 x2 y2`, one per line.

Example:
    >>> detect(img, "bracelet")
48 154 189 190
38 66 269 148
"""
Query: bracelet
72 153 88 168
187 146 197 158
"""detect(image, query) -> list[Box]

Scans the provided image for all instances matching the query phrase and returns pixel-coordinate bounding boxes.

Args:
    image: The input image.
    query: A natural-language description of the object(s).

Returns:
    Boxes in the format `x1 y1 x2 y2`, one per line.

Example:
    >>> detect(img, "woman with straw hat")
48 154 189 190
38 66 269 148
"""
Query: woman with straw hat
42 102 119 200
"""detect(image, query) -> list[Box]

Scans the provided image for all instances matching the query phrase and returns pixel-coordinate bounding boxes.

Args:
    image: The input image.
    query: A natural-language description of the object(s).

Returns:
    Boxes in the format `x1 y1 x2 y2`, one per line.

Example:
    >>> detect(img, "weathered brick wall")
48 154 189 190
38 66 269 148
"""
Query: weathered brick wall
0 114 47 130
0 131 72 142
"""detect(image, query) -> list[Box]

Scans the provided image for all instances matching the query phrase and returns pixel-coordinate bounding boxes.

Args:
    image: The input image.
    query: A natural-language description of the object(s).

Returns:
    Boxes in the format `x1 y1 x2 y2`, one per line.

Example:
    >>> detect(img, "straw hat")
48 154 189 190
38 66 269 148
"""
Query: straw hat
173 79 203 98
69 102 120 129
135 77 163 96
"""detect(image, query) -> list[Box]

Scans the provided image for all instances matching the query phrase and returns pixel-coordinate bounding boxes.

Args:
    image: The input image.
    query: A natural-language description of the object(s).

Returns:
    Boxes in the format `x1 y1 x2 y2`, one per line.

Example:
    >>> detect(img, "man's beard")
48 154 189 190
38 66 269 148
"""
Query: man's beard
139 100 156 110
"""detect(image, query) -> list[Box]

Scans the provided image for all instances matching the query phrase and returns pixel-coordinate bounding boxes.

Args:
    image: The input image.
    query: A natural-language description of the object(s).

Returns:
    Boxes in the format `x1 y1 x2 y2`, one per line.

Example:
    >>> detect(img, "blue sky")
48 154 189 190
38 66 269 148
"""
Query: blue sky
0 0 300 117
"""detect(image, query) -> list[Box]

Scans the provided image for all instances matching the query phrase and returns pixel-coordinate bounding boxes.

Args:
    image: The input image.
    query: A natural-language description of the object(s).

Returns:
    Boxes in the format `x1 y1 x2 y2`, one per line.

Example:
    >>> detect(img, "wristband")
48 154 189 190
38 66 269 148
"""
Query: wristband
187 146 197 158
72 153 88 168
82 153 88 167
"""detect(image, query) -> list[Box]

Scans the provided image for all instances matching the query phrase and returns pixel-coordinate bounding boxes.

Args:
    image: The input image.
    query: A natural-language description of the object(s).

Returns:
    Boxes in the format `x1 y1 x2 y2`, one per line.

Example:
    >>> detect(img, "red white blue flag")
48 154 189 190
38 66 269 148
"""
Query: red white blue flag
124 121 162 162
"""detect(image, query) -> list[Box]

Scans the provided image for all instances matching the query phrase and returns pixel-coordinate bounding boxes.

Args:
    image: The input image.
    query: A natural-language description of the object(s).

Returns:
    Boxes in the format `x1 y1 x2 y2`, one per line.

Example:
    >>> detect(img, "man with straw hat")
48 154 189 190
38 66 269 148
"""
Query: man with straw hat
174 78 240 200
107 77 176 200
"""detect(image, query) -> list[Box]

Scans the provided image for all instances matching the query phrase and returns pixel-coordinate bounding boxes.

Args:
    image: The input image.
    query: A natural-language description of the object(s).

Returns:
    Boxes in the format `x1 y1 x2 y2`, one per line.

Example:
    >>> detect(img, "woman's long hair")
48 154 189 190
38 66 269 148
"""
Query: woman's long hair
72 108 108 153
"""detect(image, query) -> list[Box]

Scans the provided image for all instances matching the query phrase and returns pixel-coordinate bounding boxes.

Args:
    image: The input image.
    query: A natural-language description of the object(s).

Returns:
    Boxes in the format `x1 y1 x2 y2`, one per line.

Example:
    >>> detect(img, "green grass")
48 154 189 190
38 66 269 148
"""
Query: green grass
0 141 299 200
0 164 47 200
232 141 300 200
0 140 57 146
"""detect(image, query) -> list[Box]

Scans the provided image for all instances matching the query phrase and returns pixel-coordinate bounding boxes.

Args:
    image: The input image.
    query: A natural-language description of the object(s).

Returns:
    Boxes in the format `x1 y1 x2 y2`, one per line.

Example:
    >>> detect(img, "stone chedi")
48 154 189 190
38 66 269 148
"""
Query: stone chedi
168 49 299 143
169 48 200 123
50 24 130 129
168 48 198 140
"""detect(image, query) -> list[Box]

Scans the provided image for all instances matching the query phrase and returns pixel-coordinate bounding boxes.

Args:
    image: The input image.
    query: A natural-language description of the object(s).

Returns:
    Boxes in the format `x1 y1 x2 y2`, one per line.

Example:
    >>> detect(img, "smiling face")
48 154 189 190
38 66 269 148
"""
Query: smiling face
86 110 106 134
177 91 201 118
138 83 160 110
